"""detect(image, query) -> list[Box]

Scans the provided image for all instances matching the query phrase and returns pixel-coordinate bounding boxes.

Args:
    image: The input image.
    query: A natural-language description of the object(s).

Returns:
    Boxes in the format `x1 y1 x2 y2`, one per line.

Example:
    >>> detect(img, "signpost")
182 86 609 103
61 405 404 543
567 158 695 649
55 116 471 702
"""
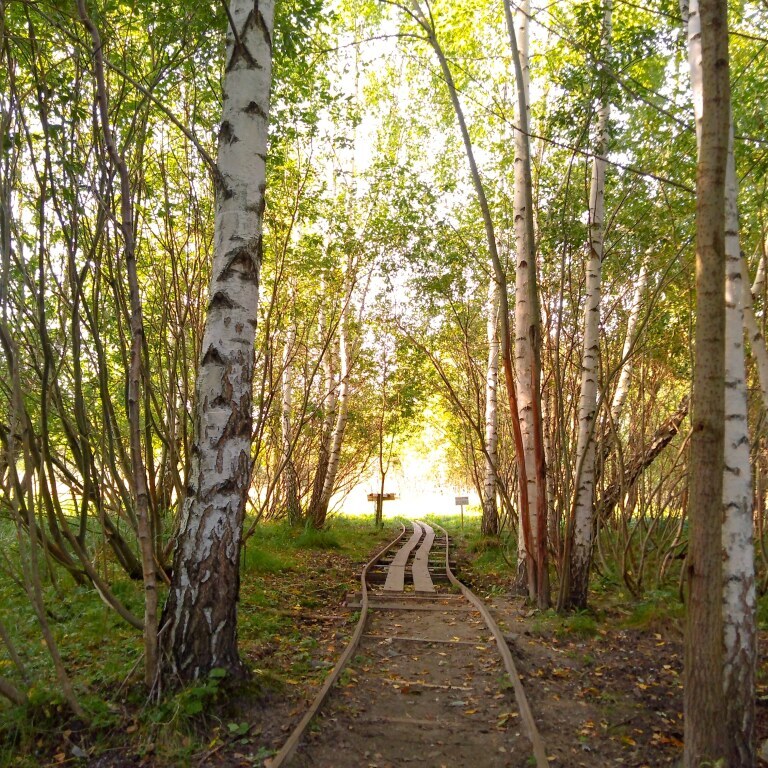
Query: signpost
455 495 469 530
367 492 396 526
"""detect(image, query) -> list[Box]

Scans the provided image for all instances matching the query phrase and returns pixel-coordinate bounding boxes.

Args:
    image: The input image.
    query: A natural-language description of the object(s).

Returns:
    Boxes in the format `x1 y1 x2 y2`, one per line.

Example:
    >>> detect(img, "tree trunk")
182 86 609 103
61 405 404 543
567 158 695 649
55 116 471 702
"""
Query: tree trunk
281 319 301 525
596 395 689 521
160 0 275 684
315 265 352 526
407 0 534 589
508 0 537 597
76 0 158 686
684 1 755 762
482 279 500 536
308 299 338 527
565 0 612 611
505 0 549 606
682 0 730 762
720 123 755 768
610 261 648 424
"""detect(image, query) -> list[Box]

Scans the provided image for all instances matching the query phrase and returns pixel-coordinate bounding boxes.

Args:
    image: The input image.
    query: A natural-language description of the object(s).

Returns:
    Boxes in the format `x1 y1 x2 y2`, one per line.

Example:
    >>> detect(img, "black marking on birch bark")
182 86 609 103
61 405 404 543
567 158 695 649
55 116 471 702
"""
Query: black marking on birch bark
202 476 241 502
252 4 272 50
214 170 234 200
209 291 238 311
244 100 268 119
201 345 225 366
225 30 259 72
210 394 231 409
222 244 259 282
219 121 236 146
220 399 253 441
247 198 266 220
255 233 264 265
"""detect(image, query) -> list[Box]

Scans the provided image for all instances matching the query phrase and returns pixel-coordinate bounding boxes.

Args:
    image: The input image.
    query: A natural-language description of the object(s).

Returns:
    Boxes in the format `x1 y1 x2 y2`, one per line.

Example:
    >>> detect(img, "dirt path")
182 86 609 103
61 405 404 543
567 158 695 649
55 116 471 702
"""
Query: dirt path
285 590 532 767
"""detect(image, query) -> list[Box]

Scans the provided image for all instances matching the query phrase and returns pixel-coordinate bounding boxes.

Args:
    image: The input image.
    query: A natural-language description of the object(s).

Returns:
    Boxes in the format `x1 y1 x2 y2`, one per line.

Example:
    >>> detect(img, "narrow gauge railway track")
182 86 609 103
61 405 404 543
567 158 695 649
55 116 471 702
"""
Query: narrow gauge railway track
269 522 547 768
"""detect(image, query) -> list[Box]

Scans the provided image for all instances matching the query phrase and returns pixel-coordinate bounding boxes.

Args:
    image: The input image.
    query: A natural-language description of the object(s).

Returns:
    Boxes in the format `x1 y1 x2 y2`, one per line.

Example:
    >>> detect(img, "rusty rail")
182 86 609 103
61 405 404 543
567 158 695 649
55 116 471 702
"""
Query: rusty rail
433 522 548 768
267 523 406 768
269 520 547 768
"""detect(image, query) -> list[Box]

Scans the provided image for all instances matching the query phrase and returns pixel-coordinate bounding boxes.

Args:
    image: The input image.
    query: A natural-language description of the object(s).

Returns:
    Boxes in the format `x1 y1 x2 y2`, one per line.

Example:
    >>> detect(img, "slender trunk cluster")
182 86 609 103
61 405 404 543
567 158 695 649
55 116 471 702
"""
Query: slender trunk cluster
160 0 275 684
308 300 338 526
310 263 353 527
564 0 612 611
482 280 500 536
504 0 549 607
610 261 648 424
281 316 301 525
76 0 158 686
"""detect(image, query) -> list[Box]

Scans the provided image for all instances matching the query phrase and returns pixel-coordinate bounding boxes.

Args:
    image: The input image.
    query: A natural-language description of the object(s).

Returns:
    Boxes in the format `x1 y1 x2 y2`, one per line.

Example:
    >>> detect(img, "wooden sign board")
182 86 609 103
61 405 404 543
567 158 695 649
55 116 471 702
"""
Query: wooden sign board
455 496 469 505
367 493 397 501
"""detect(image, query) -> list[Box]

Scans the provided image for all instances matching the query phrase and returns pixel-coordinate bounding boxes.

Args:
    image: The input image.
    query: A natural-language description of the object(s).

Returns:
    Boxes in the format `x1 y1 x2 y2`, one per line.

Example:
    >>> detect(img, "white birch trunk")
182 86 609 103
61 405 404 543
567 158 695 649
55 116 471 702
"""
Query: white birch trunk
720 125 755 768
161 0 275 683
751 245 766 296
610 261 648 424
482 279 500 536
741 258 768 410
686 0 755 761
567 0 612 611
318 267 352 518
409 0 534 592
512 0 538 595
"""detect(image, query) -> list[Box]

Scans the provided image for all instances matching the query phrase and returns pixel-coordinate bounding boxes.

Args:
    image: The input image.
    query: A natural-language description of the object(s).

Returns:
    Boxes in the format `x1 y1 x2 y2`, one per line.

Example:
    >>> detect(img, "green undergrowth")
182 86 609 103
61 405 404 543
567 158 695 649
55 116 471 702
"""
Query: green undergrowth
757 591 768 631
0 515 396 767
446 516 690 640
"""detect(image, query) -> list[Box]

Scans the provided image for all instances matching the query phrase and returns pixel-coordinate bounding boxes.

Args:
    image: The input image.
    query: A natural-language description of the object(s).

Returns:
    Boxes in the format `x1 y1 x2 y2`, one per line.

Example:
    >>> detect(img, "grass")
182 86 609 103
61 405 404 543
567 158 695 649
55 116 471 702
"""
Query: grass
0 514 396 767
294 526 341 549
621 589 685 632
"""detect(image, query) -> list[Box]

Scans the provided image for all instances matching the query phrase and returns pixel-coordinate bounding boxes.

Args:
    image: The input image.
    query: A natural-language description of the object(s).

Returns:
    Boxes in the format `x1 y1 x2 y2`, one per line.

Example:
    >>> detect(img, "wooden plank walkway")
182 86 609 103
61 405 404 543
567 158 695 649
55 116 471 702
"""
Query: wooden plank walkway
382 522 423 592
411 521 436 592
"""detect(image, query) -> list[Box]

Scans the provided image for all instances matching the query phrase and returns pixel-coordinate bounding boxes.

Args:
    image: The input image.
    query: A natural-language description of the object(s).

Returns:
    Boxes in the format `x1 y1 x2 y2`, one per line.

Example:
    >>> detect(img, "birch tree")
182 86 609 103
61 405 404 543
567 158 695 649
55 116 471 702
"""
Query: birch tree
401 0 536 599
564 0 612 611
684 0 755 761
160 0 276 683
504 0 549 606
